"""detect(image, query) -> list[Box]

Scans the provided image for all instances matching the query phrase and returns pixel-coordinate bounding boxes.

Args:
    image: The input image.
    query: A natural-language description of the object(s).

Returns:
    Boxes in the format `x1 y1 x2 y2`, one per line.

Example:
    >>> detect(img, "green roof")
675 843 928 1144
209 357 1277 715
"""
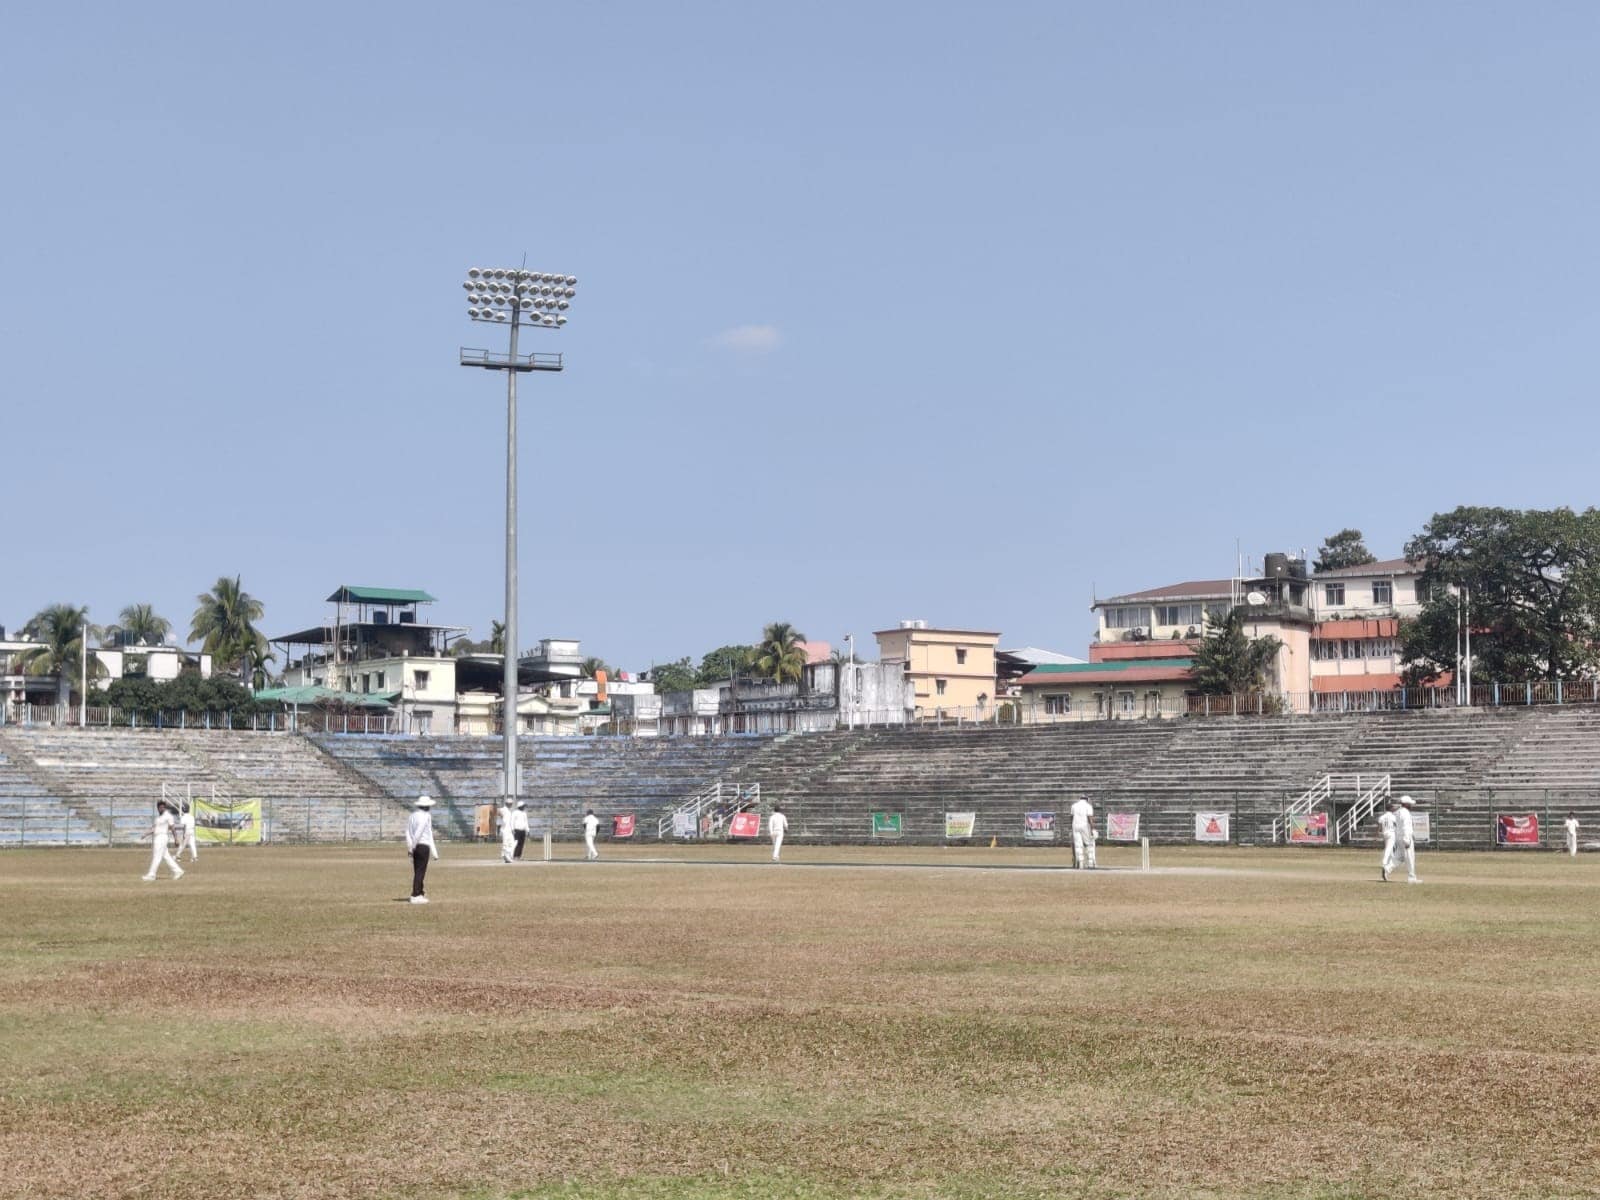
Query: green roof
326 586 437 605
253 685 394 709
1026 658 1194 675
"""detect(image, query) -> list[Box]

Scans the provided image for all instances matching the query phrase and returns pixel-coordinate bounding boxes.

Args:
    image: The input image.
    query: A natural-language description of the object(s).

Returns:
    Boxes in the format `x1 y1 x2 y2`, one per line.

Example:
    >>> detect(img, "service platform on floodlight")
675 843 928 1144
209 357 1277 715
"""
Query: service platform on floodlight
459 348 564 372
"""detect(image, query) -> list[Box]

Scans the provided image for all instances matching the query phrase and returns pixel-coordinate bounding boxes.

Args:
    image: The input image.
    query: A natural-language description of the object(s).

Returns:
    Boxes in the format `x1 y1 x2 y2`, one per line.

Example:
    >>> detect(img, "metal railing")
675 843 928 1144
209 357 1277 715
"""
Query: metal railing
1334 775 1393 844
656 781 761 840
1271 775 1332 843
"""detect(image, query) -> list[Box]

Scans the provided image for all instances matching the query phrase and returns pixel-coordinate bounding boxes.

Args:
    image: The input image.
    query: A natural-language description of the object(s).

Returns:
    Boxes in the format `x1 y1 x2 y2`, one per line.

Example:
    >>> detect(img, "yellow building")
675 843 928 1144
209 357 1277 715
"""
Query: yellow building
873 623 1000 718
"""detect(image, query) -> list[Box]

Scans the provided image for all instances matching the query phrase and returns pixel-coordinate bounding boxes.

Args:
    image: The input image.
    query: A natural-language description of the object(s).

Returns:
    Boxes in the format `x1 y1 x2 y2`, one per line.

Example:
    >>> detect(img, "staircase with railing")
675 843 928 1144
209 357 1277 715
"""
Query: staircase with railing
1334 774 1392 844
1271 775 1332 843
657 781 761 840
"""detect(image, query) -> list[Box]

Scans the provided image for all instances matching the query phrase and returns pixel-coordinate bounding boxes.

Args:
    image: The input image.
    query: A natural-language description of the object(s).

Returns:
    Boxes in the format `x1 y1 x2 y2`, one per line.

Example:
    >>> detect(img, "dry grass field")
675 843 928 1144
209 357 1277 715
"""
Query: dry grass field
2 841 1597 1200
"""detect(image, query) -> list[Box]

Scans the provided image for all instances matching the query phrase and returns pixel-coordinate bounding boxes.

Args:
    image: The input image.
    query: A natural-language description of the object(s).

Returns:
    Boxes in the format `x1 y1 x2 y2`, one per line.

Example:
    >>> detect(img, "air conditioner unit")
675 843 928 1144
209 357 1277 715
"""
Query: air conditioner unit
373 612 389 625
1186 626 1198 637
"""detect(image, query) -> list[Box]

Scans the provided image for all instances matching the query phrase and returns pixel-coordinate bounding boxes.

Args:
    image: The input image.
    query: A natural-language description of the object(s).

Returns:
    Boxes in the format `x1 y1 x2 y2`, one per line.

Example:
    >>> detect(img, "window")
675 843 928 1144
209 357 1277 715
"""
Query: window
1155 603 1203 627
1372 580 1392 606
955 648 967 665
1342 640 1363 660
414 670 431 690
935 679 947 696
1045 694 1070 715
1119 691 1135 713
1094 692 1106 716
1415 581 1430 604
376 671 386 690
1104 605 1152 630
1324 583 1346 606
362 673 371 693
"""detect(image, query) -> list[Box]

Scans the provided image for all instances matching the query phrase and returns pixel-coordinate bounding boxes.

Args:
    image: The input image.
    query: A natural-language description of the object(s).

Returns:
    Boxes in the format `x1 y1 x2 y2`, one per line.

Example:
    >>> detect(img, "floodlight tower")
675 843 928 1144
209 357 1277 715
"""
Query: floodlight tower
459 265 577 813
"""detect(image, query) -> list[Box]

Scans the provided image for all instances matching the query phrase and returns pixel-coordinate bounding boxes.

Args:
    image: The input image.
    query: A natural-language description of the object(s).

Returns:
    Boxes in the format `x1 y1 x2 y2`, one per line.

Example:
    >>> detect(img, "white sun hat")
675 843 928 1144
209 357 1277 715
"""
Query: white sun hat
414 795 434 808
1398 795 1414 807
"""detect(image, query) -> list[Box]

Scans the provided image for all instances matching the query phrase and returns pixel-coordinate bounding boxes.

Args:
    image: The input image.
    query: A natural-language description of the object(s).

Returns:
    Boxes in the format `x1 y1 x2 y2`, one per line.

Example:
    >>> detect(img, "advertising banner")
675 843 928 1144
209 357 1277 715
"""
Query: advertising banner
475 804 495 838
1496 812 1540 847
672 811 697 839
1411 812 1431 843
612 813 636 839
194 796 262 845
1287 812 1330 845
871 811 904 839
1023 812 1056 841
1194 811 1231 843
945 812 976 839
728 811 761 839
1105 812 1141 842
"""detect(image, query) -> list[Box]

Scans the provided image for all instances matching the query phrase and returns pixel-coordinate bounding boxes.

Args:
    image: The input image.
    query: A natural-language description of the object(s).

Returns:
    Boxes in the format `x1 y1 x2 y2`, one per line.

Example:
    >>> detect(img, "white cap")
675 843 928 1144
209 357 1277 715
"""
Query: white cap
1398 795 1414 807
414 795 434 808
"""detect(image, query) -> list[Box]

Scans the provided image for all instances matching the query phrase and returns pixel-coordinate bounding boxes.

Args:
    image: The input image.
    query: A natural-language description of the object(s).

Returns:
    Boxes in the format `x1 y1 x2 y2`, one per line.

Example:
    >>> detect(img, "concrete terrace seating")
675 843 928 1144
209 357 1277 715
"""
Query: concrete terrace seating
1322 709 1531 795
1478 707 1600 791
312 733 778 839
0 752 93 846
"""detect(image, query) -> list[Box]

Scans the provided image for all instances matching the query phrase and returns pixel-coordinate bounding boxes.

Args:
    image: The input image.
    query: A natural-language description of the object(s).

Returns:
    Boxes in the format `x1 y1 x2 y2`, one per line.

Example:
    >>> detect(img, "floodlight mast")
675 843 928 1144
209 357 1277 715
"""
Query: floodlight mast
459 267 577 815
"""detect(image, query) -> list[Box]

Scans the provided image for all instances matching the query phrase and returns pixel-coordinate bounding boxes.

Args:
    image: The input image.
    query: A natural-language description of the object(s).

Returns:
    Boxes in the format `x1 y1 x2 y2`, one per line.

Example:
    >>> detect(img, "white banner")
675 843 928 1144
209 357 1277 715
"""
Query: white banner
1412 812 1431 844
672 811 696 838
1194 811 1231 843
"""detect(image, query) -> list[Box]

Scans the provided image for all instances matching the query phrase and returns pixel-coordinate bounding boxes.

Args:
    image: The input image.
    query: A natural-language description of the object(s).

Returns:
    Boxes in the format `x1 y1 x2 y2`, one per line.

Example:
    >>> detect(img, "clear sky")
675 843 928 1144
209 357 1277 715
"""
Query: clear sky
4 3 1598 670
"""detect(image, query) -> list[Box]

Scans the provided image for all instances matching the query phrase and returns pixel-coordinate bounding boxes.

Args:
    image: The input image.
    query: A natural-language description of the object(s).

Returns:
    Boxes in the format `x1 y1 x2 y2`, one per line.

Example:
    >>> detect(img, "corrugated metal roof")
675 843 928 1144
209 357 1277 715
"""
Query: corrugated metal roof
1019 658 1194 686
326 586 438 604
1097 580 1233 606
1312 558 1418 579
253 685 394 709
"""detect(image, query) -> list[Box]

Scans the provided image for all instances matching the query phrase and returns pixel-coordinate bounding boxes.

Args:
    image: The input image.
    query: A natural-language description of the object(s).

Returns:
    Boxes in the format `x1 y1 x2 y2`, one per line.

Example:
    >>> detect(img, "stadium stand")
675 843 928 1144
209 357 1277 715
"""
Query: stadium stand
3 706 1600 849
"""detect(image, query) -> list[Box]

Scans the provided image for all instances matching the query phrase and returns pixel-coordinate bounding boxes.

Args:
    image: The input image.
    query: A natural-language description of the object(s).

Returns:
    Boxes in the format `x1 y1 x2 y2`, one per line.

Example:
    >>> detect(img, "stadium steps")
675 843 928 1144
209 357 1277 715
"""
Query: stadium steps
0 731 99 845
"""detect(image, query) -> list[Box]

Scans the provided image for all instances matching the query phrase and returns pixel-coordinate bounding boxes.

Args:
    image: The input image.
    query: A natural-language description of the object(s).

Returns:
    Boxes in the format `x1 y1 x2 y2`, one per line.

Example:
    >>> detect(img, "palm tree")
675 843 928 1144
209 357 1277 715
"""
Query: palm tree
108 602 171 647
751 622 808 684
18 604 102 709
489 620 506 656
189 576 267 684
581 657 612 679
245 642 277 692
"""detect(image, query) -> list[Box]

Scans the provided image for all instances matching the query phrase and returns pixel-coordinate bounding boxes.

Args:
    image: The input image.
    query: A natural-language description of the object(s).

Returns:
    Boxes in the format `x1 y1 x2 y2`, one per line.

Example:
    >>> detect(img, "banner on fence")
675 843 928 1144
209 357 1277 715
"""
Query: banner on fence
194 796 261 845
1412 812 1431 843
475 805 495 837
1023 812 1056 841
1105 812 1141 842
945 812 976 839
1194 811 1231 843
1287 811 1330 845
1496 812 1540 847
612 813 636 838
872 811 903 839
728 811 761 839
672 810 696 839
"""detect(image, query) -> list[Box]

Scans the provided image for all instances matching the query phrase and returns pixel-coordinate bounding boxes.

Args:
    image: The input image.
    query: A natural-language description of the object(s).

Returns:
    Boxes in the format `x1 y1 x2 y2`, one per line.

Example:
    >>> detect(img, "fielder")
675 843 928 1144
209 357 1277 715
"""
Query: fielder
405 795 439 903
582 808 600 860
1564 811 1579 857
768 804 788 862
1395 795 1420 884
512 801 529 860
1070 794 1095 869
142 801 184 882
499 799 517 863
1377 801 1398 882
177 802 199 863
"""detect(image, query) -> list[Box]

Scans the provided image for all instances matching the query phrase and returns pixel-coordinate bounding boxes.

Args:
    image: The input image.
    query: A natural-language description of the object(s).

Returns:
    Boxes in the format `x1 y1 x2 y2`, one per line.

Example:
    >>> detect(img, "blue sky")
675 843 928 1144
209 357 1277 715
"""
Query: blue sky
4 2 1598 670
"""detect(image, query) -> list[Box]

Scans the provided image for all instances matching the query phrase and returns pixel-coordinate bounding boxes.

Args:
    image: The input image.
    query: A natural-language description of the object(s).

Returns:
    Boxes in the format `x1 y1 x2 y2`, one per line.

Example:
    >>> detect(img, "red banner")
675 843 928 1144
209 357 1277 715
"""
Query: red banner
1496 812 1540 846
612 813 636 839
728 811 761 839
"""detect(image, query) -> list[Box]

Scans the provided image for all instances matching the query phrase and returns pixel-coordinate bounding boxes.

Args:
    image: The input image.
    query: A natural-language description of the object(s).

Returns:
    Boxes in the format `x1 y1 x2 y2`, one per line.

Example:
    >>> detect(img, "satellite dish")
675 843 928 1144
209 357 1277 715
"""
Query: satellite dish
1246 590 1268 605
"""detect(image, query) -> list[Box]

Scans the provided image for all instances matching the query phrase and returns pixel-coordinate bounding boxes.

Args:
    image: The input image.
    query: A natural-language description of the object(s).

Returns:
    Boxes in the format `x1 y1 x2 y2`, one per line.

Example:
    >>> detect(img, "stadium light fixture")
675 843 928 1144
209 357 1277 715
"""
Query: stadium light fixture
458 263 578 822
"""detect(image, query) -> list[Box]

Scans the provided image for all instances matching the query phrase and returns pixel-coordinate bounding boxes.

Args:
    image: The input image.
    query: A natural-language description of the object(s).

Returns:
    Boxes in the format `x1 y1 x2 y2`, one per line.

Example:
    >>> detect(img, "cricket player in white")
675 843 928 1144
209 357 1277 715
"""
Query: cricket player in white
582 809 600 860
768 805 788 861
1377 801 1398 882
1564 812 1580 857
406 795 439 903
1070 795 1095 869
512 801 529 860
177 802 199 862
499 799 517 863
1396 795 1420 884
142 801 184 882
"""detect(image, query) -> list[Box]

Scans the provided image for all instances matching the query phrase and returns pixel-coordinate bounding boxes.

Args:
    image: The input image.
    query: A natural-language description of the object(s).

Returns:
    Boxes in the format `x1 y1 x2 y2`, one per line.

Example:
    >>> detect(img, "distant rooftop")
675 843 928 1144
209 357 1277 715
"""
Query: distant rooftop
1311 557 1419 579
1097 579 1234 606
327 586 438 605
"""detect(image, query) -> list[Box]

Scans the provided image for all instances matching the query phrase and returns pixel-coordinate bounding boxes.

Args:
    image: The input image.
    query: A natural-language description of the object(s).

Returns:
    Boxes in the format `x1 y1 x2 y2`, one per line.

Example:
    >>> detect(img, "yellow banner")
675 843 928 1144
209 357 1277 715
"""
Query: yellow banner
194 796 262 845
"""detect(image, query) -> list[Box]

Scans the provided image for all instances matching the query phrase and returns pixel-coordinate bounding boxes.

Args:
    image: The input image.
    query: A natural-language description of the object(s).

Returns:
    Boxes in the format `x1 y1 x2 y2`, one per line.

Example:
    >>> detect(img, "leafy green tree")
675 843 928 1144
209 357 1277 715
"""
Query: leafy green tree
695 644 755 686
1188 609 1281 695
647 657 697 695
750 622 808 685
1313 529 1378 573
189 576 267 684
19 604 104 707
105 674 262 717
580 656 612 679
105 603 172 647
1401 505 1600 683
